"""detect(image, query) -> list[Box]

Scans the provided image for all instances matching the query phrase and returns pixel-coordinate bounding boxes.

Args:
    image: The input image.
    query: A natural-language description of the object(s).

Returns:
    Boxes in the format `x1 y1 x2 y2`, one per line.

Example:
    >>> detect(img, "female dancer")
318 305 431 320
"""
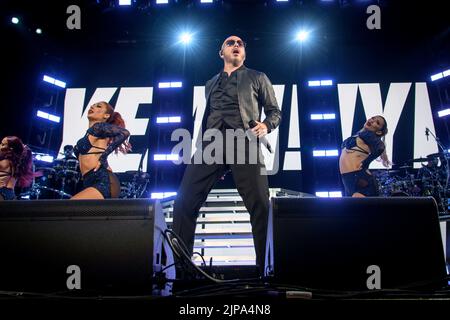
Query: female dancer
339 115 390 197
0 136 34 200
71 101 130 199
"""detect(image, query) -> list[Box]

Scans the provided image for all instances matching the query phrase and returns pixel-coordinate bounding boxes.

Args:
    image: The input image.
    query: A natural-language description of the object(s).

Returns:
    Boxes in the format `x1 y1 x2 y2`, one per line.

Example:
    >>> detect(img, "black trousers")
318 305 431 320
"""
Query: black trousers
172 134 270 274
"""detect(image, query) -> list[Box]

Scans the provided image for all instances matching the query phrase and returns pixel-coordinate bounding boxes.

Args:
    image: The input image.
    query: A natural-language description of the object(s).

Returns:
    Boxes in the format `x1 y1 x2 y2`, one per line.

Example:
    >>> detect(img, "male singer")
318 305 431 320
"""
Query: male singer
172 35 281 275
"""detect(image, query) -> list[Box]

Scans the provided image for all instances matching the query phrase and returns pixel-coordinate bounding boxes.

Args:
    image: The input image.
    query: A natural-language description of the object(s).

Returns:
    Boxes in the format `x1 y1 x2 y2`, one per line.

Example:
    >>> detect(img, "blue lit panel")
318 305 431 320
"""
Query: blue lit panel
158 82 183 88
438 109 450 117
313 149 338 157
43 75 66 88
154 154 179 161
315 191 342 198
151 192 177 199
37 110 61 123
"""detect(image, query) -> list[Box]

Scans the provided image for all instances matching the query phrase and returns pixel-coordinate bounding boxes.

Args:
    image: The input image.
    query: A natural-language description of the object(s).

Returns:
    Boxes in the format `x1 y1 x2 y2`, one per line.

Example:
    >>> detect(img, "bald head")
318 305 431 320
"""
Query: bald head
219 35 246 67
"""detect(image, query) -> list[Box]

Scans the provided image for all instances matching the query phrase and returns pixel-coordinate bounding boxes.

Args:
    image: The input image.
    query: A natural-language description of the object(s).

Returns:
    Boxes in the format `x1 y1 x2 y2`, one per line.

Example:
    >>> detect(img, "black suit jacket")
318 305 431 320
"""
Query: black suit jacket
204 66 281 132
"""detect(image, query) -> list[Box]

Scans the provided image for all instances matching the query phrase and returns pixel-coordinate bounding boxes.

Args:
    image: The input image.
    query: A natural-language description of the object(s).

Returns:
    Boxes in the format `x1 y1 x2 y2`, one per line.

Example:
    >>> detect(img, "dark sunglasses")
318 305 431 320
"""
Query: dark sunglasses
224 39 246 48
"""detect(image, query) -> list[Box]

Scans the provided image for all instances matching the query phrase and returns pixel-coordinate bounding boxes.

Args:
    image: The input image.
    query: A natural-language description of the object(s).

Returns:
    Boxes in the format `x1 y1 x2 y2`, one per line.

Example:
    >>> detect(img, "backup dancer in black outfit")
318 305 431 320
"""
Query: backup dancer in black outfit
339 115 390 197
0 136 33 200
71 102 130 199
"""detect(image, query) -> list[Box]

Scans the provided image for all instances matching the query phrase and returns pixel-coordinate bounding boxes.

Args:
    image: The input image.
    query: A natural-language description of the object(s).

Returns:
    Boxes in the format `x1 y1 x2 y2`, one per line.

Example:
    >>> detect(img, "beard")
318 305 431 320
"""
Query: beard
231 57 241 67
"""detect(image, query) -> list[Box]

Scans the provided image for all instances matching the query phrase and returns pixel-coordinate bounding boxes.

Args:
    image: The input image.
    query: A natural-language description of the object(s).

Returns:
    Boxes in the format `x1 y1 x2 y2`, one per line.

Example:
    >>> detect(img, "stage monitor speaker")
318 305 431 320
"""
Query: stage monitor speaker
265 197 447 291
0 199 174 296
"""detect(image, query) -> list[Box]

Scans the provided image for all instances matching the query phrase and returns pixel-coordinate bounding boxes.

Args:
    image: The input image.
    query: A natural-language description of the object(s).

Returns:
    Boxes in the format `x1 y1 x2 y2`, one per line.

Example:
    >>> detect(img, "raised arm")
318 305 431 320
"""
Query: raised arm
359 130 385 169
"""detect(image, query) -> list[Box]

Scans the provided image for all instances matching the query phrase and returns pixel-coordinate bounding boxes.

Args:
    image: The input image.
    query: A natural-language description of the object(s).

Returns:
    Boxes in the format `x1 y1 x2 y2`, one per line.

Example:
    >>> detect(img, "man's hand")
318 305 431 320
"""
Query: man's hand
251 121 268 138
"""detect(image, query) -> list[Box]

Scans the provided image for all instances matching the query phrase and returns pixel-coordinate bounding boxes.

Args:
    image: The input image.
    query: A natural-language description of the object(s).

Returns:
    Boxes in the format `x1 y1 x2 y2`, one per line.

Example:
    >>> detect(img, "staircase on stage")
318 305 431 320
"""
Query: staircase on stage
162 188 311 266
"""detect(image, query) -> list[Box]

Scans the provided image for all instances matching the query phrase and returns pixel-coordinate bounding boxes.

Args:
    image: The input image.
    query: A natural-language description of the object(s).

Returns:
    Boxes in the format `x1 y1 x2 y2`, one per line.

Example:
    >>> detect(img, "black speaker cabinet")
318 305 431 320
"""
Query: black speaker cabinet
265 197 447 291
0 199 174 295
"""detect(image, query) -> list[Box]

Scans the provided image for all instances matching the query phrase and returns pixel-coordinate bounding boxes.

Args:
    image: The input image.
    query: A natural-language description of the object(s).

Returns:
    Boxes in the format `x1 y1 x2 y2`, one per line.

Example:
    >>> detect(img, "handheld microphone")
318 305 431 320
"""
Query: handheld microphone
248 120 273 153
425 127 429 141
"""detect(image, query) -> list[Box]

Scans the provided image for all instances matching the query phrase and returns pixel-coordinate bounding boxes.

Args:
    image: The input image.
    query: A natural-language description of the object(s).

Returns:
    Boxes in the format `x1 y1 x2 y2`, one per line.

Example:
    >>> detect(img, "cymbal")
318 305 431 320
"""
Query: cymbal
54 157 78 162
407 158 428 163
427 152 447 158
125 170 139 175
399 165 412 169
125 171 150 179
35 167 56 173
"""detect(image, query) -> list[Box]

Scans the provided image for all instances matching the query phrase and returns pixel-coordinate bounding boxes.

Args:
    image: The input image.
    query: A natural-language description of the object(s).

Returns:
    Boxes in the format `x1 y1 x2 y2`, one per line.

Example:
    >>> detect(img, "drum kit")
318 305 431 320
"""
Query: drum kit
119 171 151 199
29 158 81 199
374 152 450 213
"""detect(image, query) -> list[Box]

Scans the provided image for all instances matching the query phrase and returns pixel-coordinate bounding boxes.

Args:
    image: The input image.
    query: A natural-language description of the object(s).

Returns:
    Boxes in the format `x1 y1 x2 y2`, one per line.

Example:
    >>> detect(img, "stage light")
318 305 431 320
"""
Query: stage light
166 154 179 161
276 0 289 2
164 192 177 198
156 117 169 124
430 68 450 81
151 192 177 199
325 149 339 157
431 72 443 81
157 116 181 123
315 191 342 198
180 32 193 45
151 192 164 199
329 191 343 198
296 30 309 42
311 113 336 120
34 153 54 163
320 80 333 86
315 192 328 197
438 109 450 117
308 79 333 87
48 114 60 122
156 0 169 4
36 110 47 118
313 149 339 157
43 75 54 83
313 150 326 157
37 110 61 123
200 0 214 3
308 80 321 87
170 81 182 88
43 75 66 88
158 82 170 88
154 154 179 161
39 155 54 163
54 80 66 88
119 0 132 5
11 17 19 24
169 116 181 123
36 28 42 34
154 154 166 161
